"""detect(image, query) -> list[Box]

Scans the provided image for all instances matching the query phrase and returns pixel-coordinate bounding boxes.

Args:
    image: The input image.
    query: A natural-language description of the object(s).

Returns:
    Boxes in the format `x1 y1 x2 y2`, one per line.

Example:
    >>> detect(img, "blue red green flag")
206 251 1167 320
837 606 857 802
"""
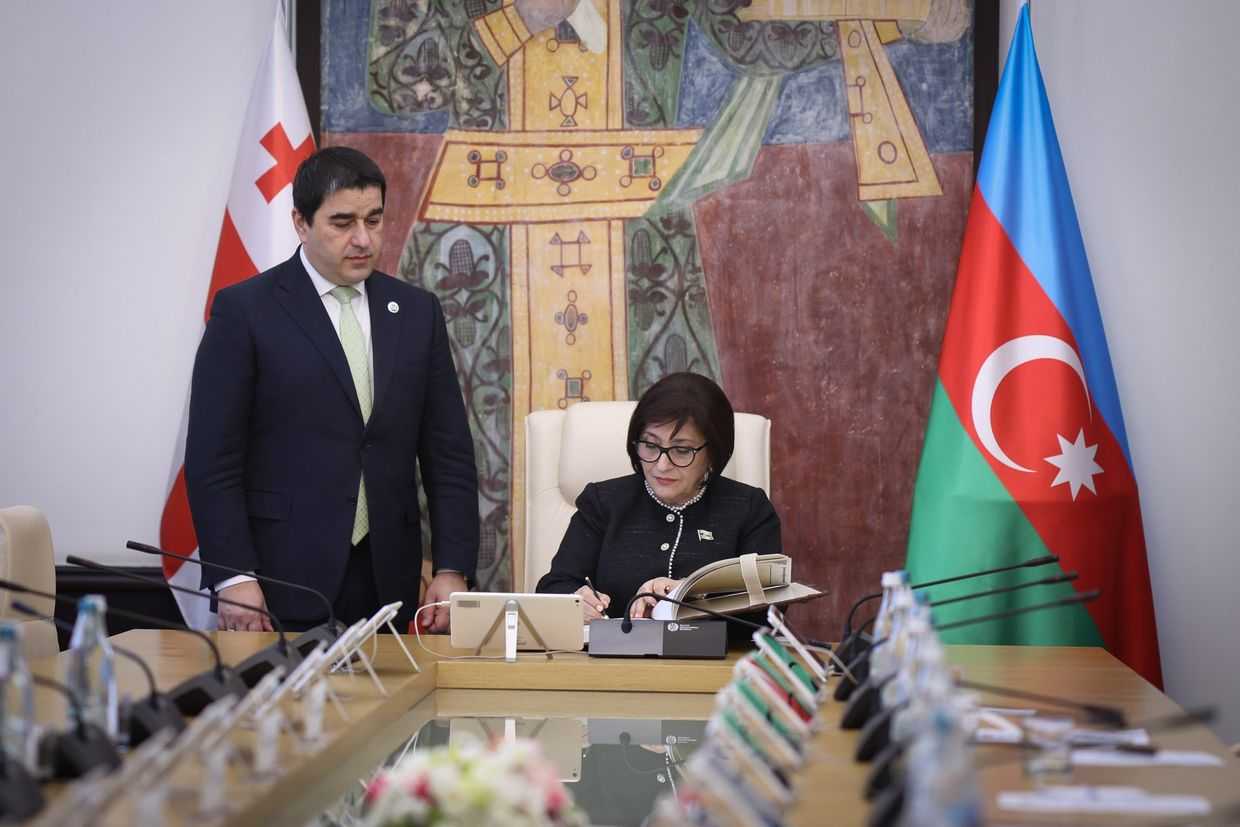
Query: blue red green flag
905 4 1162 687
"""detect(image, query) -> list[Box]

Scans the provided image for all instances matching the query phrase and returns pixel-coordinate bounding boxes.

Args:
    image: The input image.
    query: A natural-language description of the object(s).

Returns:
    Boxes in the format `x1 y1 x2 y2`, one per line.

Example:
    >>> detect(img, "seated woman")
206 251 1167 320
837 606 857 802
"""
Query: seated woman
536 372 782 621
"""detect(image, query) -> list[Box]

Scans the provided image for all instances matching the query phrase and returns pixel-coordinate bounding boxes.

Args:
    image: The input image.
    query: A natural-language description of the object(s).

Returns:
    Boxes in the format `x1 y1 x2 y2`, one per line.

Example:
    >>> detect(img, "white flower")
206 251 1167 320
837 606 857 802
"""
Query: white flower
360 736 584 827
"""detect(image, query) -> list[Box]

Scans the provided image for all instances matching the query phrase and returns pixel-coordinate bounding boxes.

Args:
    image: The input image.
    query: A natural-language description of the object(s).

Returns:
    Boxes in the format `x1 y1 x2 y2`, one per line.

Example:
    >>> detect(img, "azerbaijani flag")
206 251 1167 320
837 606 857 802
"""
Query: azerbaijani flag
905 5 1162 687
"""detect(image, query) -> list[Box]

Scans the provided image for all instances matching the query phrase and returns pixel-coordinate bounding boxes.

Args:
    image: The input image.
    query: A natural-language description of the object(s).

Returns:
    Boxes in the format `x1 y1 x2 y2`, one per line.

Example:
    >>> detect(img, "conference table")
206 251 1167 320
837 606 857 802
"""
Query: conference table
27 631 1240 826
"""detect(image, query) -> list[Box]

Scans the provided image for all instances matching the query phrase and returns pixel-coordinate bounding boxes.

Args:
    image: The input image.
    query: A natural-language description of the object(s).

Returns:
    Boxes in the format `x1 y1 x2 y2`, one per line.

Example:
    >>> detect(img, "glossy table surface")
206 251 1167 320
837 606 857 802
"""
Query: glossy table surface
26 632 1240 826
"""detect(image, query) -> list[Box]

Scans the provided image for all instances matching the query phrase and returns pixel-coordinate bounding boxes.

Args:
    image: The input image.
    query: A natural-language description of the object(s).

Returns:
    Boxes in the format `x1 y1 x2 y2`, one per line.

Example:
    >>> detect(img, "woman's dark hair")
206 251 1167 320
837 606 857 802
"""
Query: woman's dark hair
626 372 735 474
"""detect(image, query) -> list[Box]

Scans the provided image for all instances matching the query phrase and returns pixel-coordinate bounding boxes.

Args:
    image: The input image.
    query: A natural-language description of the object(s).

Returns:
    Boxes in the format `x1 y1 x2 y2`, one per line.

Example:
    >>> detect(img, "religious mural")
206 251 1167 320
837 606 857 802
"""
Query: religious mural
322 0 975 641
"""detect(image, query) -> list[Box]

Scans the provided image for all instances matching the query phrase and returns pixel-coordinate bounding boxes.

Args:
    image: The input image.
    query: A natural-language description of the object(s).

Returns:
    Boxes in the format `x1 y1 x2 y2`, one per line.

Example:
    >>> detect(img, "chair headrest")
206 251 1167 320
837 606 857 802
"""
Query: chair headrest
557 401 638 502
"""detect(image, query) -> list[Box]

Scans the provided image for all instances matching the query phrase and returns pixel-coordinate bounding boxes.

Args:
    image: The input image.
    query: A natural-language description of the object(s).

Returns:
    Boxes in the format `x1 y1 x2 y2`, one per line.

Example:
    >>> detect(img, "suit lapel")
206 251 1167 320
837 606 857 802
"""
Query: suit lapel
272 252 363 420
365 273 403 420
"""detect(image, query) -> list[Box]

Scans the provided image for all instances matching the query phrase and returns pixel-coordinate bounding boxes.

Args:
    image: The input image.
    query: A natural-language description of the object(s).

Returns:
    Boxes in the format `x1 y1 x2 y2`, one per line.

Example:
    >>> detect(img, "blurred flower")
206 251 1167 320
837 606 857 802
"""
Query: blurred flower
361 736 586 827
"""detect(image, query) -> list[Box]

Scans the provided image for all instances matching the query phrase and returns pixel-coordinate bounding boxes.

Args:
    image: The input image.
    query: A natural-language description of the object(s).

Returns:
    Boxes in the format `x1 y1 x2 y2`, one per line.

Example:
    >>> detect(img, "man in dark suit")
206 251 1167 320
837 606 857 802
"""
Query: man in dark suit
185 147 477 633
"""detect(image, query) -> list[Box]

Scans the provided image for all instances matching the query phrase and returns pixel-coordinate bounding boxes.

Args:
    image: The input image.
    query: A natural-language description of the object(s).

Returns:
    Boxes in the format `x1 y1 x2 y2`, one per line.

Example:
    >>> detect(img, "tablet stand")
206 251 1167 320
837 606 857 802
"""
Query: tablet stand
472 598 557 662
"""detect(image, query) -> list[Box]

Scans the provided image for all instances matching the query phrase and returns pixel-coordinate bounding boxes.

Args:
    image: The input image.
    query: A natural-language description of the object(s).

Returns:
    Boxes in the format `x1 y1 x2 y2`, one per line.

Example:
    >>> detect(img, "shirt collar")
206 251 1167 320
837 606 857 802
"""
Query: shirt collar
300 245 368 301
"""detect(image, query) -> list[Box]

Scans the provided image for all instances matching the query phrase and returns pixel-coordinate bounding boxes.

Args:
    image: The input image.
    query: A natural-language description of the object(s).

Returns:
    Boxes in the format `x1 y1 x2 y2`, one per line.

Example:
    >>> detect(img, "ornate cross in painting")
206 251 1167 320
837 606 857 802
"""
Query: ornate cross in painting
322 0 974 641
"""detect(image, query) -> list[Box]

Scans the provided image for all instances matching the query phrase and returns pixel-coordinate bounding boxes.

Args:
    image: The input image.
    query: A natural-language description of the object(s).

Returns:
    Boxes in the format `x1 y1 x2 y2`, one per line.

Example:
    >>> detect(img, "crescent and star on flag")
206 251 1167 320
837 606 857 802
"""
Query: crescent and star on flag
970 334 1104 501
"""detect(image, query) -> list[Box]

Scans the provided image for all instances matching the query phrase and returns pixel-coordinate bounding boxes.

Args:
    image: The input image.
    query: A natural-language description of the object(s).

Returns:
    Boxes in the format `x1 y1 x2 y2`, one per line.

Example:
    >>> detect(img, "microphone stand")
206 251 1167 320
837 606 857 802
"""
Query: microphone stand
835 571 1080 703
836 554 1060 666
126 540 343 657
29 675 122 779
11 602 186 747
840 590 1101 733
619 592 770 635
65 556 301 689
0 577 248 717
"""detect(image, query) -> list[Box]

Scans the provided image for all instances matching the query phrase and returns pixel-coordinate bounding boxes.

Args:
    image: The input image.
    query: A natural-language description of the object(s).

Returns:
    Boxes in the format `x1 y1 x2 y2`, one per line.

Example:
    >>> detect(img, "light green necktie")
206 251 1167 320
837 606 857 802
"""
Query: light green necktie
330 286 372 545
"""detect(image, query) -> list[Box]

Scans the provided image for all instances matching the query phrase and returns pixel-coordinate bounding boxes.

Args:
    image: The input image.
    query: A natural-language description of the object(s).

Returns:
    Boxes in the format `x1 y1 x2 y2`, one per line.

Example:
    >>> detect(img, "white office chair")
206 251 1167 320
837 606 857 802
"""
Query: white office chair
522 401 771 591
0 506 61 659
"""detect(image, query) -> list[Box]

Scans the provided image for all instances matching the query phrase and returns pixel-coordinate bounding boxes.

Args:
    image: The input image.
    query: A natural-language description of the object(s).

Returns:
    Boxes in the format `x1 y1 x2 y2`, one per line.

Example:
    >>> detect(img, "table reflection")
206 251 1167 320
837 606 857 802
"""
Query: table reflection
312 704 708 827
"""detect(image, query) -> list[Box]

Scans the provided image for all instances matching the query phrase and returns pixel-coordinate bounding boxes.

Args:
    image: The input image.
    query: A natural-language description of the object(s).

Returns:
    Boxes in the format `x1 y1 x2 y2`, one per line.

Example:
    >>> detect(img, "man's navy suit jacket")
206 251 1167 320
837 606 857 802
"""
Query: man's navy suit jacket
185 250 479 624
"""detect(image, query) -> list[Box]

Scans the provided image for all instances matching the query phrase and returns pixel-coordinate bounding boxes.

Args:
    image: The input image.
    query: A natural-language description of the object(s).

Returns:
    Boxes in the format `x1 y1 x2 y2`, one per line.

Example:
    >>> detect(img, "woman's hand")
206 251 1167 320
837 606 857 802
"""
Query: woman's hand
575 585 611 620
631 577 682 618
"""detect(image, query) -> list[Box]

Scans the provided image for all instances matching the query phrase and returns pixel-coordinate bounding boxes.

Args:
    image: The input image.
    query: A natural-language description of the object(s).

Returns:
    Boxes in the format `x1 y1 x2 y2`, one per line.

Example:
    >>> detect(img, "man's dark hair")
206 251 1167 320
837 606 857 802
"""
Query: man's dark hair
292 146 387 223
626 372 735 474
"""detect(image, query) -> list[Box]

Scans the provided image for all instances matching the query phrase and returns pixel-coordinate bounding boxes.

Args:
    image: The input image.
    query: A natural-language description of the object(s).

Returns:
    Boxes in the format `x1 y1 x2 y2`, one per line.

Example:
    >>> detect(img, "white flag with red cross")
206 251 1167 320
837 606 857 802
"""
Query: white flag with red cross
159 1 313 628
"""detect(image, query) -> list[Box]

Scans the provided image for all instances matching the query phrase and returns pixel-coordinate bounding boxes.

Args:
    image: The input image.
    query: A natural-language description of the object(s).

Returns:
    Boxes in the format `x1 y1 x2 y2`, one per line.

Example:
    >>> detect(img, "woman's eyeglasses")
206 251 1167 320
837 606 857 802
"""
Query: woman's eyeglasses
633 440 707 468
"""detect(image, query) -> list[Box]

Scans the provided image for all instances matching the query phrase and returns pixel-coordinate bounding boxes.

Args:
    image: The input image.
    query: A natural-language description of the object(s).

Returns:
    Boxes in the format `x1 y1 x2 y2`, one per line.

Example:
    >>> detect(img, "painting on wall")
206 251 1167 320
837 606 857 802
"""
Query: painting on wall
321 0 975 641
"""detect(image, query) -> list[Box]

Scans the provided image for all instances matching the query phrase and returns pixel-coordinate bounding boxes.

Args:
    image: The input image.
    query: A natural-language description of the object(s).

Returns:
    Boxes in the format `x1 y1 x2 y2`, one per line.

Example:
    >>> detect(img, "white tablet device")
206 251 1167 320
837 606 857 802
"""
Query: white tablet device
448 592 586 653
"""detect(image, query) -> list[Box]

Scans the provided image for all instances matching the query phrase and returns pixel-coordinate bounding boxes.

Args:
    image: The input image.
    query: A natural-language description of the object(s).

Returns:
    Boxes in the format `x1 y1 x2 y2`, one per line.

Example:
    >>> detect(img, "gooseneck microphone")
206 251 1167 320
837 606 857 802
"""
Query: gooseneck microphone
584 591 780 659
851 574 1082 763
838 575 1081 659
0 751 43 821
837 554 1060 665
10 601 186 747
954 677 1127 729
835 572 1081 703
0 578 247 716
64 556 301 689
28 675 122 779
935 589 1099 631
860 675 1142 804
927 570 1079 609
619 591 769 635
126 540 342 656
838 590 1102 732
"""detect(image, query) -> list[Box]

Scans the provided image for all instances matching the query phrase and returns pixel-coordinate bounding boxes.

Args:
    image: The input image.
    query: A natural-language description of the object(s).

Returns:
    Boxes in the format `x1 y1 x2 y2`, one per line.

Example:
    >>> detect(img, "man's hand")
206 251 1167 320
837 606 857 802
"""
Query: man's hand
422 571 468 633
217 580 273 631
632 577 682 619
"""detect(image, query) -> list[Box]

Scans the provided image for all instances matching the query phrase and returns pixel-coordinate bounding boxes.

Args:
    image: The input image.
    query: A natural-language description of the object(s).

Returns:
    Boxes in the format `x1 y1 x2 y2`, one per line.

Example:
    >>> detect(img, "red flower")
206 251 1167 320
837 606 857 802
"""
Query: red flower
409 773 434 803
364 774 389 807
545 784 567 816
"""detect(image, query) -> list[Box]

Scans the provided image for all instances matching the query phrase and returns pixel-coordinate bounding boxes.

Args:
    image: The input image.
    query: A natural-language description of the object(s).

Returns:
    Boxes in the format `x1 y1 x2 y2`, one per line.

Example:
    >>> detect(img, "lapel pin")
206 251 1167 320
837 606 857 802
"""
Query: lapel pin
387 301 400 314
697 529 714 541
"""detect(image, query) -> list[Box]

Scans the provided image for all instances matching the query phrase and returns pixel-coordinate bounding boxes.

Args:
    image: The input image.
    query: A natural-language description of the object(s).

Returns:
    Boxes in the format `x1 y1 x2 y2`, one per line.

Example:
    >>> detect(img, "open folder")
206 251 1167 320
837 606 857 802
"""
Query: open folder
651 553 823 621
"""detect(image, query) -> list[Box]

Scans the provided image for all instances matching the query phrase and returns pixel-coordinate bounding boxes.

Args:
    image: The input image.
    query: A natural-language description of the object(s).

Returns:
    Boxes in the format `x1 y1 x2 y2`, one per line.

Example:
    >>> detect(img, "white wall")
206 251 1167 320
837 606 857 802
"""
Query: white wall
0 1 278 563
1000 0 1240 744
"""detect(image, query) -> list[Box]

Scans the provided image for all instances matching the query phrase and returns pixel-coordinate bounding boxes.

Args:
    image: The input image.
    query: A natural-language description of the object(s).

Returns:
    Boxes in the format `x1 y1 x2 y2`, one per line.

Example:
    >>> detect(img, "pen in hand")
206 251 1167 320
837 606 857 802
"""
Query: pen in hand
584 576 608 618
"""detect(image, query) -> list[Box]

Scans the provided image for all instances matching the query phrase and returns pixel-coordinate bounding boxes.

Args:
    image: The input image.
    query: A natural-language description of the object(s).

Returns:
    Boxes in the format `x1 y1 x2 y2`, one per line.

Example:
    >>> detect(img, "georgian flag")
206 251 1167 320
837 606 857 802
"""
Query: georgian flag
159 1 313 628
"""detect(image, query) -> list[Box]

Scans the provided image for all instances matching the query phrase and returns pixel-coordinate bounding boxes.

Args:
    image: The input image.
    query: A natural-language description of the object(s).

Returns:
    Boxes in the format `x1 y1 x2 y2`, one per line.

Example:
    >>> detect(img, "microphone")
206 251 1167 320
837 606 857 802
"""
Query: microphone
835 572 1080 703
28 674 121 779
0 578 247 717
836 554 1059 667
865 706 1216 827
937 589 1099 631
0 753 43 822
839 590 1101 732
860 676 1137 803
64 556 301 690
0 624 44 820
969 706 1218 773
926 571 1078 609
126 540 342 657
841 571 1080 666
619 592 769 635
10 601 186 747
954 678 1126 728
